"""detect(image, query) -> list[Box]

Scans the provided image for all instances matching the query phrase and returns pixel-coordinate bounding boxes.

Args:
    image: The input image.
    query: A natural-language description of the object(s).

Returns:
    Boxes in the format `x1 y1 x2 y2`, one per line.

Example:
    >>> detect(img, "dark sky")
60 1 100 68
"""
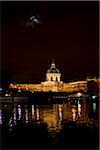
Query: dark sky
1 1 99 83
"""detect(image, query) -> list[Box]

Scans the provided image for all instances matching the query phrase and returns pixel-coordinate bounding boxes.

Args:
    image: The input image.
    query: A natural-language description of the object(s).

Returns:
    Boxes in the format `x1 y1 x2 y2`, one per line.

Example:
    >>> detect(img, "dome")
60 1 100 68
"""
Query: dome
47 61 60 73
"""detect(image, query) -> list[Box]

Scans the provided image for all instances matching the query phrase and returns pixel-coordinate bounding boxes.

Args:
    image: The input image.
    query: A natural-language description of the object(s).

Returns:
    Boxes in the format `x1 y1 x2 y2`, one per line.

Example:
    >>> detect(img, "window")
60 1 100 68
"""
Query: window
56 77 58 81
51 77 53 81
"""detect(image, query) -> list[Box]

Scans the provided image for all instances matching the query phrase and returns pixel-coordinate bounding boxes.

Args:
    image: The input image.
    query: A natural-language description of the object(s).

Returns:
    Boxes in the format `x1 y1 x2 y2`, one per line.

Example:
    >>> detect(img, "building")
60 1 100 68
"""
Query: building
41 60 63 92
10 60 99 93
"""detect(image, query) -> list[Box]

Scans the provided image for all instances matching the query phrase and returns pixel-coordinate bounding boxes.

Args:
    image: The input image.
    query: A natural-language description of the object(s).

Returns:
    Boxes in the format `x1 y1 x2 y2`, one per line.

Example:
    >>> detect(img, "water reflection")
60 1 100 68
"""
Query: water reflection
17 105 21 120
36 106 40 121
93 103 96 112
31 105 35 119
72 106 76 121
0 96 99 149
78 100 81 117
25 105 28 123
0 109 2 124
0 97 98 131
9 116 13 131
13 107 16 124
58 104 63 120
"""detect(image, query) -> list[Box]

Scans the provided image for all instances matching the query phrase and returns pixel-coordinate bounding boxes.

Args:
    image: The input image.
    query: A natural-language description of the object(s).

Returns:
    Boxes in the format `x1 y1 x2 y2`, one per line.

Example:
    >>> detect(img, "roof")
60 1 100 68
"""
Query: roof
47 60 60 73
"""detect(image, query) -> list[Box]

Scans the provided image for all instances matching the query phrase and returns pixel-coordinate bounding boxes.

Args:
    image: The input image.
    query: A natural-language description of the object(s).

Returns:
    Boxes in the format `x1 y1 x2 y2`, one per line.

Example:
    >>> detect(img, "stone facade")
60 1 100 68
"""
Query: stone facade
10 61 99 93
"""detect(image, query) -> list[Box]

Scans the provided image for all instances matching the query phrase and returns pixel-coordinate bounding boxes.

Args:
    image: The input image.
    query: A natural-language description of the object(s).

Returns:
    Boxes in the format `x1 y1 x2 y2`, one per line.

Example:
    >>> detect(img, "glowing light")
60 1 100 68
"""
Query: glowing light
25 107 28 123
93 103 96 112
77 92 81 97
18 89 21 92
10 83 13 87
9 117 13 130
0 109 2 124
36 107 39 120
72 112 76 121
18 105 21 120
92 95 96 99
58 104 63 120
32 105 35 118
78 101 81 117
5 93 9 97
72 107 76 121
72 107 76 113
0 88 2 91
13 107 16 124
9 61 96 92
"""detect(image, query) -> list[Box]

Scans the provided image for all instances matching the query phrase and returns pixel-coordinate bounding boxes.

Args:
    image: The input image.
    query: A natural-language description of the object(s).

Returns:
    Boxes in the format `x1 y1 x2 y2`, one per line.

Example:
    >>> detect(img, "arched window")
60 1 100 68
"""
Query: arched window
56 77 58 81
51 77 53 81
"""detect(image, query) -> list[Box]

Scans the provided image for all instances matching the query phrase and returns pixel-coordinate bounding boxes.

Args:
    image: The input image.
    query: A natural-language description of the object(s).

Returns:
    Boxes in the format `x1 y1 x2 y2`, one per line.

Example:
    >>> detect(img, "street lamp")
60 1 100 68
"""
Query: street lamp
77 92 81 97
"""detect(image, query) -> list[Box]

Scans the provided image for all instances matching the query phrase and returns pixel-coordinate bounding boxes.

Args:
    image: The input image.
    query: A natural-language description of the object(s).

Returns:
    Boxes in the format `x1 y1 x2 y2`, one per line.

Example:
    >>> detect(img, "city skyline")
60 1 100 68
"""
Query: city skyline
1 1 99 84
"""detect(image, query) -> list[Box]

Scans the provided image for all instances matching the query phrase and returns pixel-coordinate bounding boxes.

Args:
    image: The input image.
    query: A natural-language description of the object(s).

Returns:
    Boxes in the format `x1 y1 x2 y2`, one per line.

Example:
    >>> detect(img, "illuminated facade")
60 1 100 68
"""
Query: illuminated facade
10 61 99 93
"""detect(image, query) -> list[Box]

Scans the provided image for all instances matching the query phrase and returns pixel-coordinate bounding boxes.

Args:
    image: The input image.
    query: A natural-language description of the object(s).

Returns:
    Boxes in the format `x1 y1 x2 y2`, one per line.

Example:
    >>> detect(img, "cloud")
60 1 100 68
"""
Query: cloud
19 15 42 28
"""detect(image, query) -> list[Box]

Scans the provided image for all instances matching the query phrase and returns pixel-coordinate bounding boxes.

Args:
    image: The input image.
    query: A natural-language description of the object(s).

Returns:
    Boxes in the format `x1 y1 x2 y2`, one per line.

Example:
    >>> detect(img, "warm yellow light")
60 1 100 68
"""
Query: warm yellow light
5 93 9 97
77 92 81 97
0 88 2 91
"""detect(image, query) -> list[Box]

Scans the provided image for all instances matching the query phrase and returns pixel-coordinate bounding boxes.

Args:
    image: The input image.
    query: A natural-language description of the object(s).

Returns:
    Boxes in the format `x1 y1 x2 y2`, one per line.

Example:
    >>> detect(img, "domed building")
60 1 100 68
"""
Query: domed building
10 60 90 92
41 60 63 92
46 60 61 82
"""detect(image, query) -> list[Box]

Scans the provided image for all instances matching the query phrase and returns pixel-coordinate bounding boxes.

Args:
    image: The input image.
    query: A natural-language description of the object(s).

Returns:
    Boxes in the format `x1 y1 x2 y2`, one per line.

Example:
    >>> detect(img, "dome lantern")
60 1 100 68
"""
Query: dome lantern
47 60 60 73
46 60 61 82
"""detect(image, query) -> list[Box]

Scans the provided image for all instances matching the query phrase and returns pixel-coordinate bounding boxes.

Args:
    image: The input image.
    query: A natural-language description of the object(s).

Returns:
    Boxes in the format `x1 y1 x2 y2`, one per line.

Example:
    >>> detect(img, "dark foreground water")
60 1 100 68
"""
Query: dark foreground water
0 96 99 149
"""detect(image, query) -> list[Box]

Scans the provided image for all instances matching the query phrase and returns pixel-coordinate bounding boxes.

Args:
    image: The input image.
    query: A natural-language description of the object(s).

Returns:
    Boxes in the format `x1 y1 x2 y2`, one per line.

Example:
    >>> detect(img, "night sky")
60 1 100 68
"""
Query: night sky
1 1 99 84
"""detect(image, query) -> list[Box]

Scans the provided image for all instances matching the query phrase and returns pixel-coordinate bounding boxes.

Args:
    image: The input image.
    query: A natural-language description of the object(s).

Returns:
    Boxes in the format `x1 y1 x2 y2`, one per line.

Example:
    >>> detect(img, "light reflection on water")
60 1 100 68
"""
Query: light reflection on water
32 105 35 118
17 105 21 120
0 97 98 131
93 102 96 112
13 107 16 124
25 105 28 123
0 109 2 124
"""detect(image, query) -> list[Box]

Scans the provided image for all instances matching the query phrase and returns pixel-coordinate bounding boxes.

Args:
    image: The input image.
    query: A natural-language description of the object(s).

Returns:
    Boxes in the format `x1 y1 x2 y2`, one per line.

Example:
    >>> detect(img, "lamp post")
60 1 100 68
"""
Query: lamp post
77 92 81 97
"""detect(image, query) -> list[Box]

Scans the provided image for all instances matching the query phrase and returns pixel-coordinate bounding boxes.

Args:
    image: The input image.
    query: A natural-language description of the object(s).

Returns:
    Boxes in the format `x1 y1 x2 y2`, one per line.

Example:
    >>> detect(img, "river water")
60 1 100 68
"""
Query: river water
0 96 99 149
